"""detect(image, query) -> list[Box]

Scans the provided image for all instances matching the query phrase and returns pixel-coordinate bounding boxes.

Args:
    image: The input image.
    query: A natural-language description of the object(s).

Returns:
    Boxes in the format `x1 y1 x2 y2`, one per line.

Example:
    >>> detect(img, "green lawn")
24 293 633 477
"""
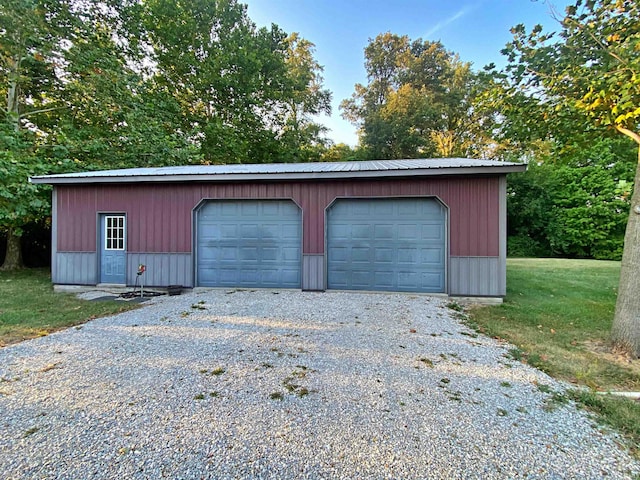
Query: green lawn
468 258 640 455
0 269 138 347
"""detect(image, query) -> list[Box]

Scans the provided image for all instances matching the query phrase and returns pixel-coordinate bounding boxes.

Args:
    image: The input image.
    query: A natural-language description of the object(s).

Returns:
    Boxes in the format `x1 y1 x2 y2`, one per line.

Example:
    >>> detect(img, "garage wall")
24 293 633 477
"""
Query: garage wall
55 176 499 256
53 175 504 294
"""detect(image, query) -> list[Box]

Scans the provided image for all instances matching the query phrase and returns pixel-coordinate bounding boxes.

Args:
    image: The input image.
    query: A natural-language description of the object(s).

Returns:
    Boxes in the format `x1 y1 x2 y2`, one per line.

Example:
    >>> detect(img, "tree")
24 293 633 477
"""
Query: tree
341 33 493 159
278 33 332 163
502 0 640 355
143 0 330 164
507 138 635 259
0 0 62 269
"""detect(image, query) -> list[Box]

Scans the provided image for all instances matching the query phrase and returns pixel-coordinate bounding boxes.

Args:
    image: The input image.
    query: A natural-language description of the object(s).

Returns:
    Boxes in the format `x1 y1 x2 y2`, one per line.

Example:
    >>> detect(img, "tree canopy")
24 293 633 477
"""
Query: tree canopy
340 33 494 159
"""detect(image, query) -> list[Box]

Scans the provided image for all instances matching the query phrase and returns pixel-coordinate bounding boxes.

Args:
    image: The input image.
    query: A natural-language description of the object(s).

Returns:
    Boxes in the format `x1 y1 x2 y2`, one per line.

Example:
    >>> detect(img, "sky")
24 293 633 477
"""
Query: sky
244 0 573 146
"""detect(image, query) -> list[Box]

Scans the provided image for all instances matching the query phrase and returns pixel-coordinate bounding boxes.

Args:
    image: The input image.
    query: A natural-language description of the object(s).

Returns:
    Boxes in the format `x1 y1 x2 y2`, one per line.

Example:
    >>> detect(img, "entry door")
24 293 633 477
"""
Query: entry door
100 214 126 284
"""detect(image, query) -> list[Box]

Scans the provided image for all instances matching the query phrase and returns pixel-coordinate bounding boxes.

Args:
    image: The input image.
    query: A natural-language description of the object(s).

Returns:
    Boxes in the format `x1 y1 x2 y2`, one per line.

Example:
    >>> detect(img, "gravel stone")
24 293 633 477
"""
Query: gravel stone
0 290 637 479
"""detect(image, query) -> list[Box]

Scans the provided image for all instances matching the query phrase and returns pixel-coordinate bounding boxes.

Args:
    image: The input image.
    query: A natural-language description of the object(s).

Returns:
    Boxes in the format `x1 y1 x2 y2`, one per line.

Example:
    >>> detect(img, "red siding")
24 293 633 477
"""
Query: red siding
56 176 500 256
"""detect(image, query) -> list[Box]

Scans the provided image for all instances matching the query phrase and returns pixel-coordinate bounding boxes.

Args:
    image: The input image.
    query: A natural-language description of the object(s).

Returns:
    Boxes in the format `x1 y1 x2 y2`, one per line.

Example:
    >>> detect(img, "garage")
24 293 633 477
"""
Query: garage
34 158 525 296
196 199 301 288
327 197 446 293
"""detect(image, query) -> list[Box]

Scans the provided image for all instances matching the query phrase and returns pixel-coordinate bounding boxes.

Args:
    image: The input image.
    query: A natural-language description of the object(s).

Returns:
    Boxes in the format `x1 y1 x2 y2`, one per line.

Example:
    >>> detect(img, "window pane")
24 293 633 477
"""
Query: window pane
105 216 125 250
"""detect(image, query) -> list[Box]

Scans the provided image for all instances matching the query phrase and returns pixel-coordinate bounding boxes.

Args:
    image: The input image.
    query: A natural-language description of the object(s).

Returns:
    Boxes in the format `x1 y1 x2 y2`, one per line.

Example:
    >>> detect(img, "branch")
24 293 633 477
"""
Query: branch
19 106 65 119
615 125 640 148
562 13 628 67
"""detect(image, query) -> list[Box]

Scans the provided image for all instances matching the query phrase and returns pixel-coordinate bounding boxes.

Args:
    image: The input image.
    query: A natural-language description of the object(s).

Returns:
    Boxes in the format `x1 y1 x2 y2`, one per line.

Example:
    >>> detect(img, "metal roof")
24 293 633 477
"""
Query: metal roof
30 158 526 185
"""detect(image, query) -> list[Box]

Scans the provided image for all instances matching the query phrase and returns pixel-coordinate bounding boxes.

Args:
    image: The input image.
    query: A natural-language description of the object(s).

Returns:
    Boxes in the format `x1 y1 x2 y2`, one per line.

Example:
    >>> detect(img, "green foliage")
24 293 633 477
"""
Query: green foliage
143 0 330 164
503 0 640 139
320 143 367 162
0 123 51 232
508 138 636 260
341 33 491 159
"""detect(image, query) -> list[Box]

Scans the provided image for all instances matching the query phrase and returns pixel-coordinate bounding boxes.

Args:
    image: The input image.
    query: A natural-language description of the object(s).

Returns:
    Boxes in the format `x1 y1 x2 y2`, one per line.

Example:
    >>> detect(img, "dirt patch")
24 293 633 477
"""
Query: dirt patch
582 340 640 372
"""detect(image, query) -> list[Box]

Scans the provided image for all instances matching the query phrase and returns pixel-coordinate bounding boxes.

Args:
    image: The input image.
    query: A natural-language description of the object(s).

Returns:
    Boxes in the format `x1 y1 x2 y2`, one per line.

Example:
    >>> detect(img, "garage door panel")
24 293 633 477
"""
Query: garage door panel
240 203 258 215
327 198 446 293
328 246 348 262
352 271 373 288
375 248 394 263
220 203 239 216
197 200 301 288
398 272 419 288
351 225 371 239
220 225 237 239
262 246 278 261
422 224 444 240
398 202 419 215
282 224 300 239
422 248 444 264
398 224 418 240
374 271 394 288
282 246 301 261
352 247 370 262
422 272 444 290
398 248 418 263
374 225 393 240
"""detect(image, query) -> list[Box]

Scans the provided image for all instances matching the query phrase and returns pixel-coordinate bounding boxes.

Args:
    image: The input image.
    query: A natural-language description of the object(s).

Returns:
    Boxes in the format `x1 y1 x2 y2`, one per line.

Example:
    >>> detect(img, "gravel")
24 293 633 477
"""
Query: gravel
0 289 637 479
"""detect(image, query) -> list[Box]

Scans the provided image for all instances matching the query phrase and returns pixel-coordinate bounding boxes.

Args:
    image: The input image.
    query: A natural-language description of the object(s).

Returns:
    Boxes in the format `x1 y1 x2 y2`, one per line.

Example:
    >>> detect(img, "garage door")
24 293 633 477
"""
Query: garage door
196 200 301 288
327 198 446 293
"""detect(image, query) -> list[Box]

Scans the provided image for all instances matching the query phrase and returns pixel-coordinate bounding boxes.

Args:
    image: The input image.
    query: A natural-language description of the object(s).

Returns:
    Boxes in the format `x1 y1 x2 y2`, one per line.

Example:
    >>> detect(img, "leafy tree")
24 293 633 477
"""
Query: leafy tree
320 143 367 162
508 138 635 260
341 33 492 159
502 0 640 355
0 0 63 269
278 33 332 162
143 0 330 164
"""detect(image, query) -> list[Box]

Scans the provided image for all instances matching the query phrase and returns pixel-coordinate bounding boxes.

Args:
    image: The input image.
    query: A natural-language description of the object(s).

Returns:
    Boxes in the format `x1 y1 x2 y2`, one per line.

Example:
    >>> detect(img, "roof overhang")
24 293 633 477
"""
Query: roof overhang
30 159 527 185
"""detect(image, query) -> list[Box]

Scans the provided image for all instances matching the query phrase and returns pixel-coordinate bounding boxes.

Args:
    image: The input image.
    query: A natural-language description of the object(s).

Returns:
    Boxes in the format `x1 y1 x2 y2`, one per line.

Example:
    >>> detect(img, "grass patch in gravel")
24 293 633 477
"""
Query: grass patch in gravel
466 258 640 456
0 268 139 347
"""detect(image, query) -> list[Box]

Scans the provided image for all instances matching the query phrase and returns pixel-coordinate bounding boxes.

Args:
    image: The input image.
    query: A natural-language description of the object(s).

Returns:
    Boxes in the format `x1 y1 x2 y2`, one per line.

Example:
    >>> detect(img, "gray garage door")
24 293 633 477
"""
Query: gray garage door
196 200 301 288
327 198 446 293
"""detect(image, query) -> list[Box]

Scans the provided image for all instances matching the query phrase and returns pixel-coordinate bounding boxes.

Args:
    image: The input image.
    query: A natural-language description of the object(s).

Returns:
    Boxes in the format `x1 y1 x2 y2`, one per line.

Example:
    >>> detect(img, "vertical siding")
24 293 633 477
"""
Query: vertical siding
126 253 192 287
498 176 508 296
56 175 501 258
54 252 97 285
449 257 502 296
302 254 324 291
51 189 58 281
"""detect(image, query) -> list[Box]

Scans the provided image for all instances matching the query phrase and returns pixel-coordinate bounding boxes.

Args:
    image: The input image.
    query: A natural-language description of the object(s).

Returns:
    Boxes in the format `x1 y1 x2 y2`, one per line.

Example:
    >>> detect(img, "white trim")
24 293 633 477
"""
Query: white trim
104 215 126 251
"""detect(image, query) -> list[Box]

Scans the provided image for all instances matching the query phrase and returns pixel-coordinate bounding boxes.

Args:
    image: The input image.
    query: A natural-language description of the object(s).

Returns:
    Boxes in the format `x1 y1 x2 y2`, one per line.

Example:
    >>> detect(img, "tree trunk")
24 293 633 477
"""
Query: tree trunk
612 144 640 356
1 228 24 270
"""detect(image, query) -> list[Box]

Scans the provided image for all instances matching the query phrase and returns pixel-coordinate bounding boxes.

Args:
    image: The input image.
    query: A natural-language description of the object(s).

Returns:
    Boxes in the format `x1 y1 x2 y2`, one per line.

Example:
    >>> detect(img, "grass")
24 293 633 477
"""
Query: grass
467 258 640 454
0 268 139 347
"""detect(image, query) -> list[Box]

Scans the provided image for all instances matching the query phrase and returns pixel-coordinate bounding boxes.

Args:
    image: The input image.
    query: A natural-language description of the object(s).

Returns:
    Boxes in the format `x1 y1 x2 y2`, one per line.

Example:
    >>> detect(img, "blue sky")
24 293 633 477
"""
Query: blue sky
245 0 572 146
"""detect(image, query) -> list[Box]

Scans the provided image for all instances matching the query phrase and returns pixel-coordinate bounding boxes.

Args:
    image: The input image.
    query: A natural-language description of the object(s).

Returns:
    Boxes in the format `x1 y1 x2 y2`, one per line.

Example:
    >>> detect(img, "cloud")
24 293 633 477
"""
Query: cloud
424 2 481 38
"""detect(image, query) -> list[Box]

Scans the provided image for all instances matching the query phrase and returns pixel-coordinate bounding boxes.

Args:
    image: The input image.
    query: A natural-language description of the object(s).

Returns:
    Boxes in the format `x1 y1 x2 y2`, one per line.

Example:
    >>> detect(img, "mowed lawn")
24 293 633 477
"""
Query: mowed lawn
468 258 640 455
0 269 138 347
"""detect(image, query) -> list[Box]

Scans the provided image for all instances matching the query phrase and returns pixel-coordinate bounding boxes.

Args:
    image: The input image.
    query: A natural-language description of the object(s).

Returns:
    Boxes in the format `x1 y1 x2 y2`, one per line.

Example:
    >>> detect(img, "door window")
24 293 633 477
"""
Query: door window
104 215 126 250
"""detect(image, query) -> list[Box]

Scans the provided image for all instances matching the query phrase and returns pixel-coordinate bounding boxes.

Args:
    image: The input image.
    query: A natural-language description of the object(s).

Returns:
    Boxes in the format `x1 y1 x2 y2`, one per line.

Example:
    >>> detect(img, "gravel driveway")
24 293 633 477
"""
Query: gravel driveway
0 290 637 479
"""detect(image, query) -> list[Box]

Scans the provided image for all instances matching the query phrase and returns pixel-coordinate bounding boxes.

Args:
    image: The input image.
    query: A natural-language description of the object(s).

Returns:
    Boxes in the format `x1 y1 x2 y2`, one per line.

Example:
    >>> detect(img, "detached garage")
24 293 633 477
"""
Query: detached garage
31 158 525 297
